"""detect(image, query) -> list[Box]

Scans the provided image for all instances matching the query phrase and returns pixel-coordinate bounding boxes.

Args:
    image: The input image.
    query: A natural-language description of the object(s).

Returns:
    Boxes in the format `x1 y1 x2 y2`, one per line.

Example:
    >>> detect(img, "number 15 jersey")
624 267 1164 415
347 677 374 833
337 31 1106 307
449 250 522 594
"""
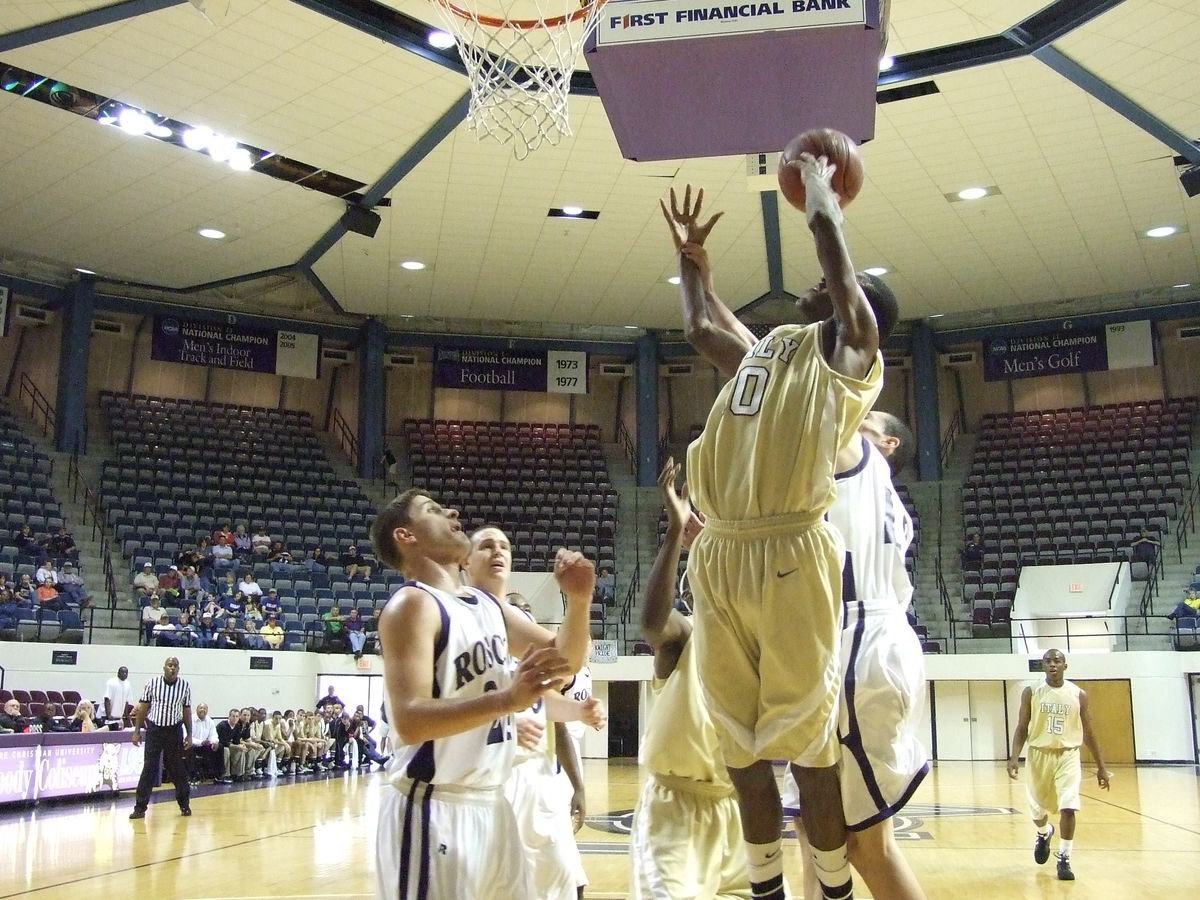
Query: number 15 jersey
386 582 516 789
687 322 883 522
1027 679 1083 751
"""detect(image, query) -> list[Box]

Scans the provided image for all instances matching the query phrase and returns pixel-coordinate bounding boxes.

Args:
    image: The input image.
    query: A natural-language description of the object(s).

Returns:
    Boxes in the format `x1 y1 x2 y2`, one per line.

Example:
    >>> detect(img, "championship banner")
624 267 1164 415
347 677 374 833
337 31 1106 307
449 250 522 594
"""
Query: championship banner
151 314 321 380
434 347 589 394
0 284 9 338
596 0 865 46
982 321 1154 382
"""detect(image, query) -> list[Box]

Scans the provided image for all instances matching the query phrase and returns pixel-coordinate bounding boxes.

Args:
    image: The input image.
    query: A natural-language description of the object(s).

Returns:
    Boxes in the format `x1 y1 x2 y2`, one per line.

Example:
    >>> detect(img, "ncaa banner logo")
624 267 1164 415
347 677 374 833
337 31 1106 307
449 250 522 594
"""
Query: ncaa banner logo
161 318 180 337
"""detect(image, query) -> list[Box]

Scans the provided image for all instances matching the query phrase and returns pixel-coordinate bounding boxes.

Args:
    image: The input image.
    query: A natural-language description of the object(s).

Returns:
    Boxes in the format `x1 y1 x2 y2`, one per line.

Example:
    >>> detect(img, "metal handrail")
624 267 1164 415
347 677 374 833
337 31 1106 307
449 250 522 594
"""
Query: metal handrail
951 612 1168 654
17 372 54 438
331 406 360 471
939 408 963 470
615 420 636 477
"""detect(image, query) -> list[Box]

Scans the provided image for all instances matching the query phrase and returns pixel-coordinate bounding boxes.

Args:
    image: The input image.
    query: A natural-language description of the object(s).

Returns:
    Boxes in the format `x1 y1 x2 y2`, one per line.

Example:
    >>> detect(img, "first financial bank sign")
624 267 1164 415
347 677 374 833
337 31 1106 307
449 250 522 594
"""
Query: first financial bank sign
596 0 865 46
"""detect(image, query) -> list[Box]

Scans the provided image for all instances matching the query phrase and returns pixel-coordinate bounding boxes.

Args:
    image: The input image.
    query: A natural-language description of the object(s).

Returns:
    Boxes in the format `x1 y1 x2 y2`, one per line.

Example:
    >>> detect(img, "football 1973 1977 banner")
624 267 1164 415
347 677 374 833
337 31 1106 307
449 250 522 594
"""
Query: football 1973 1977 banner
435 347 589 394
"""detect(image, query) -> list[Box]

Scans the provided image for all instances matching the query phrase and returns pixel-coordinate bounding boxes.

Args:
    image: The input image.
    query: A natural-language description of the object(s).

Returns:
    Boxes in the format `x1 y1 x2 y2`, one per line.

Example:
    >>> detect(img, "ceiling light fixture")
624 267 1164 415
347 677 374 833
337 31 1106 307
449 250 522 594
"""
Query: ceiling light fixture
863 266 889 276
400 260 426 270
182 126 212 151
561 205 584 216
1175 283 1193 288
207 134 238 163
667 276 681 285
75 267 95 275
197 227 225 239
957 186 988 200
117 108 152 135
428 30 456 50
624 325 639 329
928 313 944 318
228 148 254 171
1145 225 1178 238
879 55 895 71
148 123 173 138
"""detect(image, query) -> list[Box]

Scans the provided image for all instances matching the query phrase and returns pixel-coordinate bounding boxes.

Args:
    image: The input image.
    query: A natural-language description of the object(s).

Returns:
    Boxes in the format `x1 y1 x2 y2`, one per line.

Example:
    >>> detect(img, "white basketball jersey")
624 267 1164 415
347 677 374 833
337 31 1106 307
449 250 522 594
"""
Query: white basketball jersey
560 666 593 746
829 437 914 612
386 582 516 788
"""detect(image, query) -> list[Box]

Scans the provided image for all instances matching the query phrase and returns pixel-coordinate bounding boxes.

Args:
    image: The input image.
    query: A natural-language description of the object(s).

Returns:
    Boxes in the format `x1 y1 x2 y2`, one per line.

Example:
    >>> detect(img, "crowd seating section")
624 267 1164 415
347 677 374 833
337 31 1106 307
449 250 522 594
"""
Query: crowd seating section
961 397 1196 637
100 392 381 571
403 418 617 574
0 687 85 720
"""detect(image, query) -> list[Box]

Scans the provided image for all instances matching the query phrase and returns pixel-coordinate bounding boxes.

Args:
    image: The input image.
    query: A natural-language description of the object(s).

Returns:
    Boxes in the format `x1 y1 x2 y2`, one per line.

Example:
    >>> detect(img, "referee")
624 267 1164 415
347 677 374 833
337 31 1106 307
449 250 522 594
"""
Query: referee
129 656 193 819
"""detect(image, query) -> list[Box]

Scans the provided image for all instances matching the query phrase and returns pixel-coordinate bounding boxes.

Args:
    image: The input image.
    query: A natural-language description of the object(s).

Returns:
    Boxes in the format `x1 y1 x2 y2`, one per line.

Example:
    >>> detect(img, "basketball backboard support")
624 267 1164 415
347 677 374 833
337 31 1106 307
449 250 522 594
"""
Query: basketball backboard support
585 0 884 161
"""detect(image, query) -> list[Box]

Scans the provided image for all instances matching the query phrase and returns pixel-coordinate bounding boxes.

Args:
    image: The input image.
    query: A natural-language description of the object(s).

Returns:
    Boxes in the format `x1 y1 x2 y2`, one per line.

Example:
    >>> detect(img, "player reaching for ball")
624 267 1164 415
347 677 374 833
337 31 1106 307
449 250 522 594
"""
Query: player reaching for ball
660 148 896 900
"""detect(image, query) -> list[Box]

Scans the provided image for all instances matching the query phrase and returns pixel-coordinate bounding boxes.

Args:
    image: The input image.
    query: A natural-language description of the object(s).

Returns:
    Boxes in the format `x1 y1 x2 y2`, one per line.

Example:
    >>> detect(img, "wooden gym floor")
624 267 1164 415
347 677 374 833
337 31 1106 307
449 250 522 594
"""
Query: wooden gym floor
2 760 1199 899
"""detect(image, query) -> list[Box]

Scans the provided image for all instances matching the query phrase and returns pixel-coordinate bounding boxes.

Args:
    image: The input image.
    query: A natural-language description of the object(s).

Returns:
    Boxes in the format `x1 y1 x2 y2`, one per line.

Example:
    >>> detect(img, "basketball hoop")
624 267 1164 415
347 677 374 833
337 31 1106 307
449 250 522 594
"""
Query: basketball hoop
428 0 606 159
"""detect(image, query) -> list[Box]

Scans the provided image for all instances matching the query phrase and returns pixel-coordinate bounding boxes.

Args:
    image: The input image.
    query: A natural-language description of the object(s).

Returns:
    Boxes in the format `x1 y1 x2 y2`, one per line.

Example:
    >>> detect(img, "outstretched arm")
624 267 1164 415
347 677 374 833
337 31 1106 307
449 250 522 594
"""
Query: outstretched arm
502 549 594 673
641 459 695 679
661 186 755 379
791 155 879 379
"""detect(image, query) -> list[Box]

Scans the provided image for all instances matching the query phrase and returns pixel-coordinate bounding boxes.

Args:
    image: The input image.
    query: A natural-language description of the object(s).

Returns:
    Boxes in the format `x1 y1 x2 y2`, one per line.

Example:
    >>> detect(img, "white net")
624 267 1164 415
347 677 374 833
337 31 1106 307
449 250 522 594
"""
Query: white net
428 0 605 159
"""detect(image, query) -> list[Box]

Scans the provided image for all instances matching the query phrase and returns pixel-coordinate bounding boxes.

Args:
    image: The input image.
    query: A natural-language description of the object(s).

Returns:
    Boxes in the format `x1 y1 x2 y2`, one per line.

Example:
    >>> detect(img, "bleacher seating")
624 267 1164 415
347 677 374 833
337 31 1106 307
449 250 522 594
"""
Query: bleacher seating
98 392 395 649
403 418 617 573
961 397 1196 619
1 686 85 719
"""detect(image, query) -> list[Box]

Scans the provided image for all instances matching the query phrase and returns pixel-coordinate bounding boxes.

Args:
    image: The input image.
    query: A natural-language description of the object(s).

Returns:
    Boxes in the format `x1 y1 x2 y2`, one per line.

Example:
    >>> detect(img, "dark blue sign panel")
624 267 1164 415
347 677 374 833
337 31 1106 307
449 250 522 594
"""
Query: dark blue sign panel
982 326 1108 382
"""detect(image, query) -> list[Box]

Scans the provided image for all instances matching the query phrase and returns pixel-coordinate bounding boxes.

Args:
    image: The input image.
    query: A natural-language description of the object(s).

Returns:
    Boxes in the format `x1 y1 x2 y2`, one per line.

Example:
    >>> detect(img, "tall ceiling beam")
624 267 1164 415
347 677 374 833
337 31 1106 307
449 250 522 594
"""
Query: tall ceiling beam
0 0 187 52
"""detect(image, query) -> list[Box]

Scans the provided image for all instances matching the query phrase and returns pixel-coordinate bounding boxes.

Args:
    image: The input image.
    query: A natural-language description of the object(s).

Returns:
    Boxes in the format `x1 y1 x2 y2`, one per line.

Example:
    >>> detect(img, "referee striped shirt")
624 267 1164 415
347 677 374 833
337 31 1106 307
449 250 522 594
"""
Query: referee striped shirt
140 676 191 726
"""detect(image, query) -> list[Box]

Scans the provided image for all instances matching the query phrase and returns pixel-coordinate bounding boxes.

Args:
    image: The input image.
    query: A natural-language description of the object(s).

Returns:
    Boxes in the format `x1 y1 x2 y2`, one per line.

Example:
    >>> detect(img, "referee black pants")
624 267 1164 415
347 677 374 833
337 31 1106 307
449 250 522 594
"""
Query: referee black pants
134 722 191 811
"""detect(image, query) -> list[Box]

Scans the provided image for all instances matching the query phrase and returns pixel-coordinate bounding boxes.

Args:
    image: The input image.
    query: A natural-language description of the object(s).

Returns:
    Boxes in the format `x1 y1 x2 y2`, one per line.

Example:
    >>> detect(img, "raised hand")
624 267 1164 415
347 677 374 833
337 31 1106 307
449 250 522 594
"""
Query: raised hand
786 152 843 227
660 184 724 251
579 696 608 730
509 646 571 711
659 457 703 549
554 548 595 600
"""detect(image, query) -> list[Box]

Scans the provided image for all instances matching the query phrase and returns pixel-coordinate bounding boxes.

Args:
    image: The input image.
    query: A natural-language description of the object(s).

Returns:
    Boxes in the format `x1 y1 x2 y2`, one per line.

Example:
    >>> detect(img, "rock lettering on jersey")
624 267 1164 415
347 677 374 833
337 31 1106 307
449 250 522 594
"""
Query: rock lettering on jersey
453 634 508 689
747 334 801 365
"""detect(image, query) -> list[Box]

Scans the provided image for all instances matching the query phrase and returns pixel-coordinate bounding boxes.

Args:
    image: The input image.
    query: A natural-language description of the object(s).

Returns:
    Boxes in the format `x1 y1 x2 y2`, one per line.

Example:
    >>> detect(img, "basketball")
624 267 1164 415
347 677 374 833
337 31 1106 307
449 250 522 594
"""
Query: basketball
777 128 865 211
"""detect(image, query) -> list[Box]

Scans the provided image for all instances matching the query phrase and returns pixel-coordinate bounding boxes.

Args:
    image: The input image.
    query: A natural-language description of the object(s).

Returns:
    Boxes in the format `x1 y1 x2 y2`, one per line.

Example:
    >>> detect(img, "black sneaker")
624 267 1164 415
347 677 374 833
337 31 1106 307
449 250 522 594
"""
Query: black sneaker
180 807 192 817
1056 854 1074 881
1034 826 1054 865
129 808 146 820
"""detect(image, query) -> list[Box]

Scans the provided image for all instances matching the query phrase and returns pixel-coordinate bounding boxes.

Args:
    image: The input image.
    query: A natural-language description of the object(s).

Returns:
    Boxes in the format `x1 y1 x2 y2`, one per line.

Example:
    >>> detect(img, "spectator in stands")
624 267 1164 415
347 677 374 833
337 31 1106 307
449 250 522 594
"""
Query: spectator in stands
0 698 28 733
57 561 88 607
212 571 237 602
158 565 182 603
1166 591 1200 622
242 619 269 650
596 567 615 604
35 559 58 587
331 711 355 768
233 524 253 560
340 546 372 580
218 618 242 649
36 702 70 733
104 666 133 726
13 523 42 560
0 573 9 594
316 686 342 710
304 546 330 573
133 562 159 599
177 612 199 647
238 572 263 599
261 614 285 650
245 596 264 622
962 531 985 569
154 613 180 646
251 526 272 558
16 574 35 604
222 590 245 620
44 526 77 560
351 707 388 768
382 446 400 490
195 612 218 649
69 700 102 732
345 607 367 659
322 605 348 653
176 543 203 571
190 703 221 783
216 707 248 783
36 578 65 612
0 588 16 635
142 594 164 642
260 589 281 619
213 522 233 546
211 535 235 574
179 566 204 603
268 541 303 576
1129 531 1160 566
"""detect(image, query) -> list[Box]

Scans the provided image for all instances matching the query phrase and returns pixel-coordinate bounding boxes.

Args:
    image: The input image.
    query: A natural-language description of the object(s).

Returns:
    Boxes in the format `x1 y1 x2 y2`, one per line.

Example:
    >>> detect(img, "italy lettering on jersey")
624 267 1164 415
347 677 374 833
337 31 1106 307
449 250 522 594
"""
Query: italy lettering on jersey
829 437 914 613
687 322 883 521
386 582 516 788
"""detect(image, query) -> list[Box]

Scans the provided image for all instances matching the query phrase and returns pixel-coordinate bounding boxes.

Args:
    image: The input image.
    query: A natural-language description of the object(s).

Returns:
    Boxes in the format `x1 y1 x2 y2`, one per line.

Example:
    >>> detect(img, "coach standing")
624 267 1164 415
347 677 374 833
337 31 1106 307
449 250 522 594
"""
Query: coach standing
129 656 193 819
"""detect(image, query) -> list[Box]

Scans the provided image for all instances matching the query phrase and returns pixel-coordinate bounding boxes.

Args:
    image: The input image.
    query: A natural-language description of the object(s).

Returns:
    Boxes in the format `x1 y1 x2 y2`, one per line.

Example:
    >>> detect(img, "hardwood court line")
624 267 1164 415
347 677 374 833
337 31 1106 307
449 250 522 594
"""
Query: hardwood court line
1076 789 1200 838
0 814 367 900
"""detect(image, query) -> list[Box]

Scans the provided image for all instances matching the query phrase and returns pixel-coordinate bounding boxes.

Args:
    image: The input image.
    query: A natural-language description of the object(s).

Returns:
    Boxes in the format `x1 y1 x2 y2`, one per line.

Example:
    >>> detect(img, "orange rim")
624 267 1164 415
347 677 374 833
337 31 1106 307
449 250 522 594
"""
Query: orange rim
432 0 605 31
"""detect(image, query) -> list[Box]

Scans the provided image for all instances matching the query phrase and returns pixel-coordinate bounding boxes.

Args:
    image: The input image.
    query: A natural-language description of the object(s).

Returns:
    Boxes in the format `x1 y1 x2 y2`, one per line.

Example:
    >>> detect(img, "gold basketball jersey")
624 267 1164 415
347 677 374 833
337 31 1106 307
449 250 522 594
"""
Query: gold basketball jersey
1027 679 1084 750
687 323 883 521
639 640 732 788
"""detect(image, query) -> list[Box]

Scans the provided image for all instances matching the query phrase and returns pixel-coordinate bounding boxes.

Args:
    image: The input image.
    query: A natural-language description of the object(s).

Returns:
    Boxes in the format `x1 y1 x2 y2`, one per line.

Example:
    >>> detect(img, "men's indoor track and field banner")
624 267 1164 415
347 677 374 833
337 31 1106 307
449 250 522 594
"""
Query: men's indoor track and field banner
434 347 589 394
0 285 9 337
595 0 865 46
982 320 1155 382
151 314 321 380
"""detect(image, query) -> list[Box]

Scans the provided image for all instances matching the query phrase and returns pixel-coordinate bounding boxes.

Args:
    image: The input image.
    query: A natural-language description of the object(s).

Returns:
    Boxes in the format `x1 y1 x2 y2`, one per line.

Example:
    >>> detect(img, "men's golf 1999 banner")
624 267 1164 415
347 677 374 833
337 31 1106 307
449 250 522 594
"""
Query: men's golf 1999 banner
151 314 321 380
982 320 1155 382
435 347 589 394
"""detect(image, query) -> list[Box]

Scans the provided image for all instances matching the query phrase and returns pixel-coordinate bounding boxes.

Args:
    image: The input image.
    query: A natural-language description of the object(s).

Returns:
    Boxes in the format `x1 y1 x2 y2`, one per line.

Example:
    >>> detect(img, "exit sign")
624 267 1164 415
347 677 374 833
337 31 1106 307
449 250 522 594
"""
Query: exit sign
1068 583 1083 593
